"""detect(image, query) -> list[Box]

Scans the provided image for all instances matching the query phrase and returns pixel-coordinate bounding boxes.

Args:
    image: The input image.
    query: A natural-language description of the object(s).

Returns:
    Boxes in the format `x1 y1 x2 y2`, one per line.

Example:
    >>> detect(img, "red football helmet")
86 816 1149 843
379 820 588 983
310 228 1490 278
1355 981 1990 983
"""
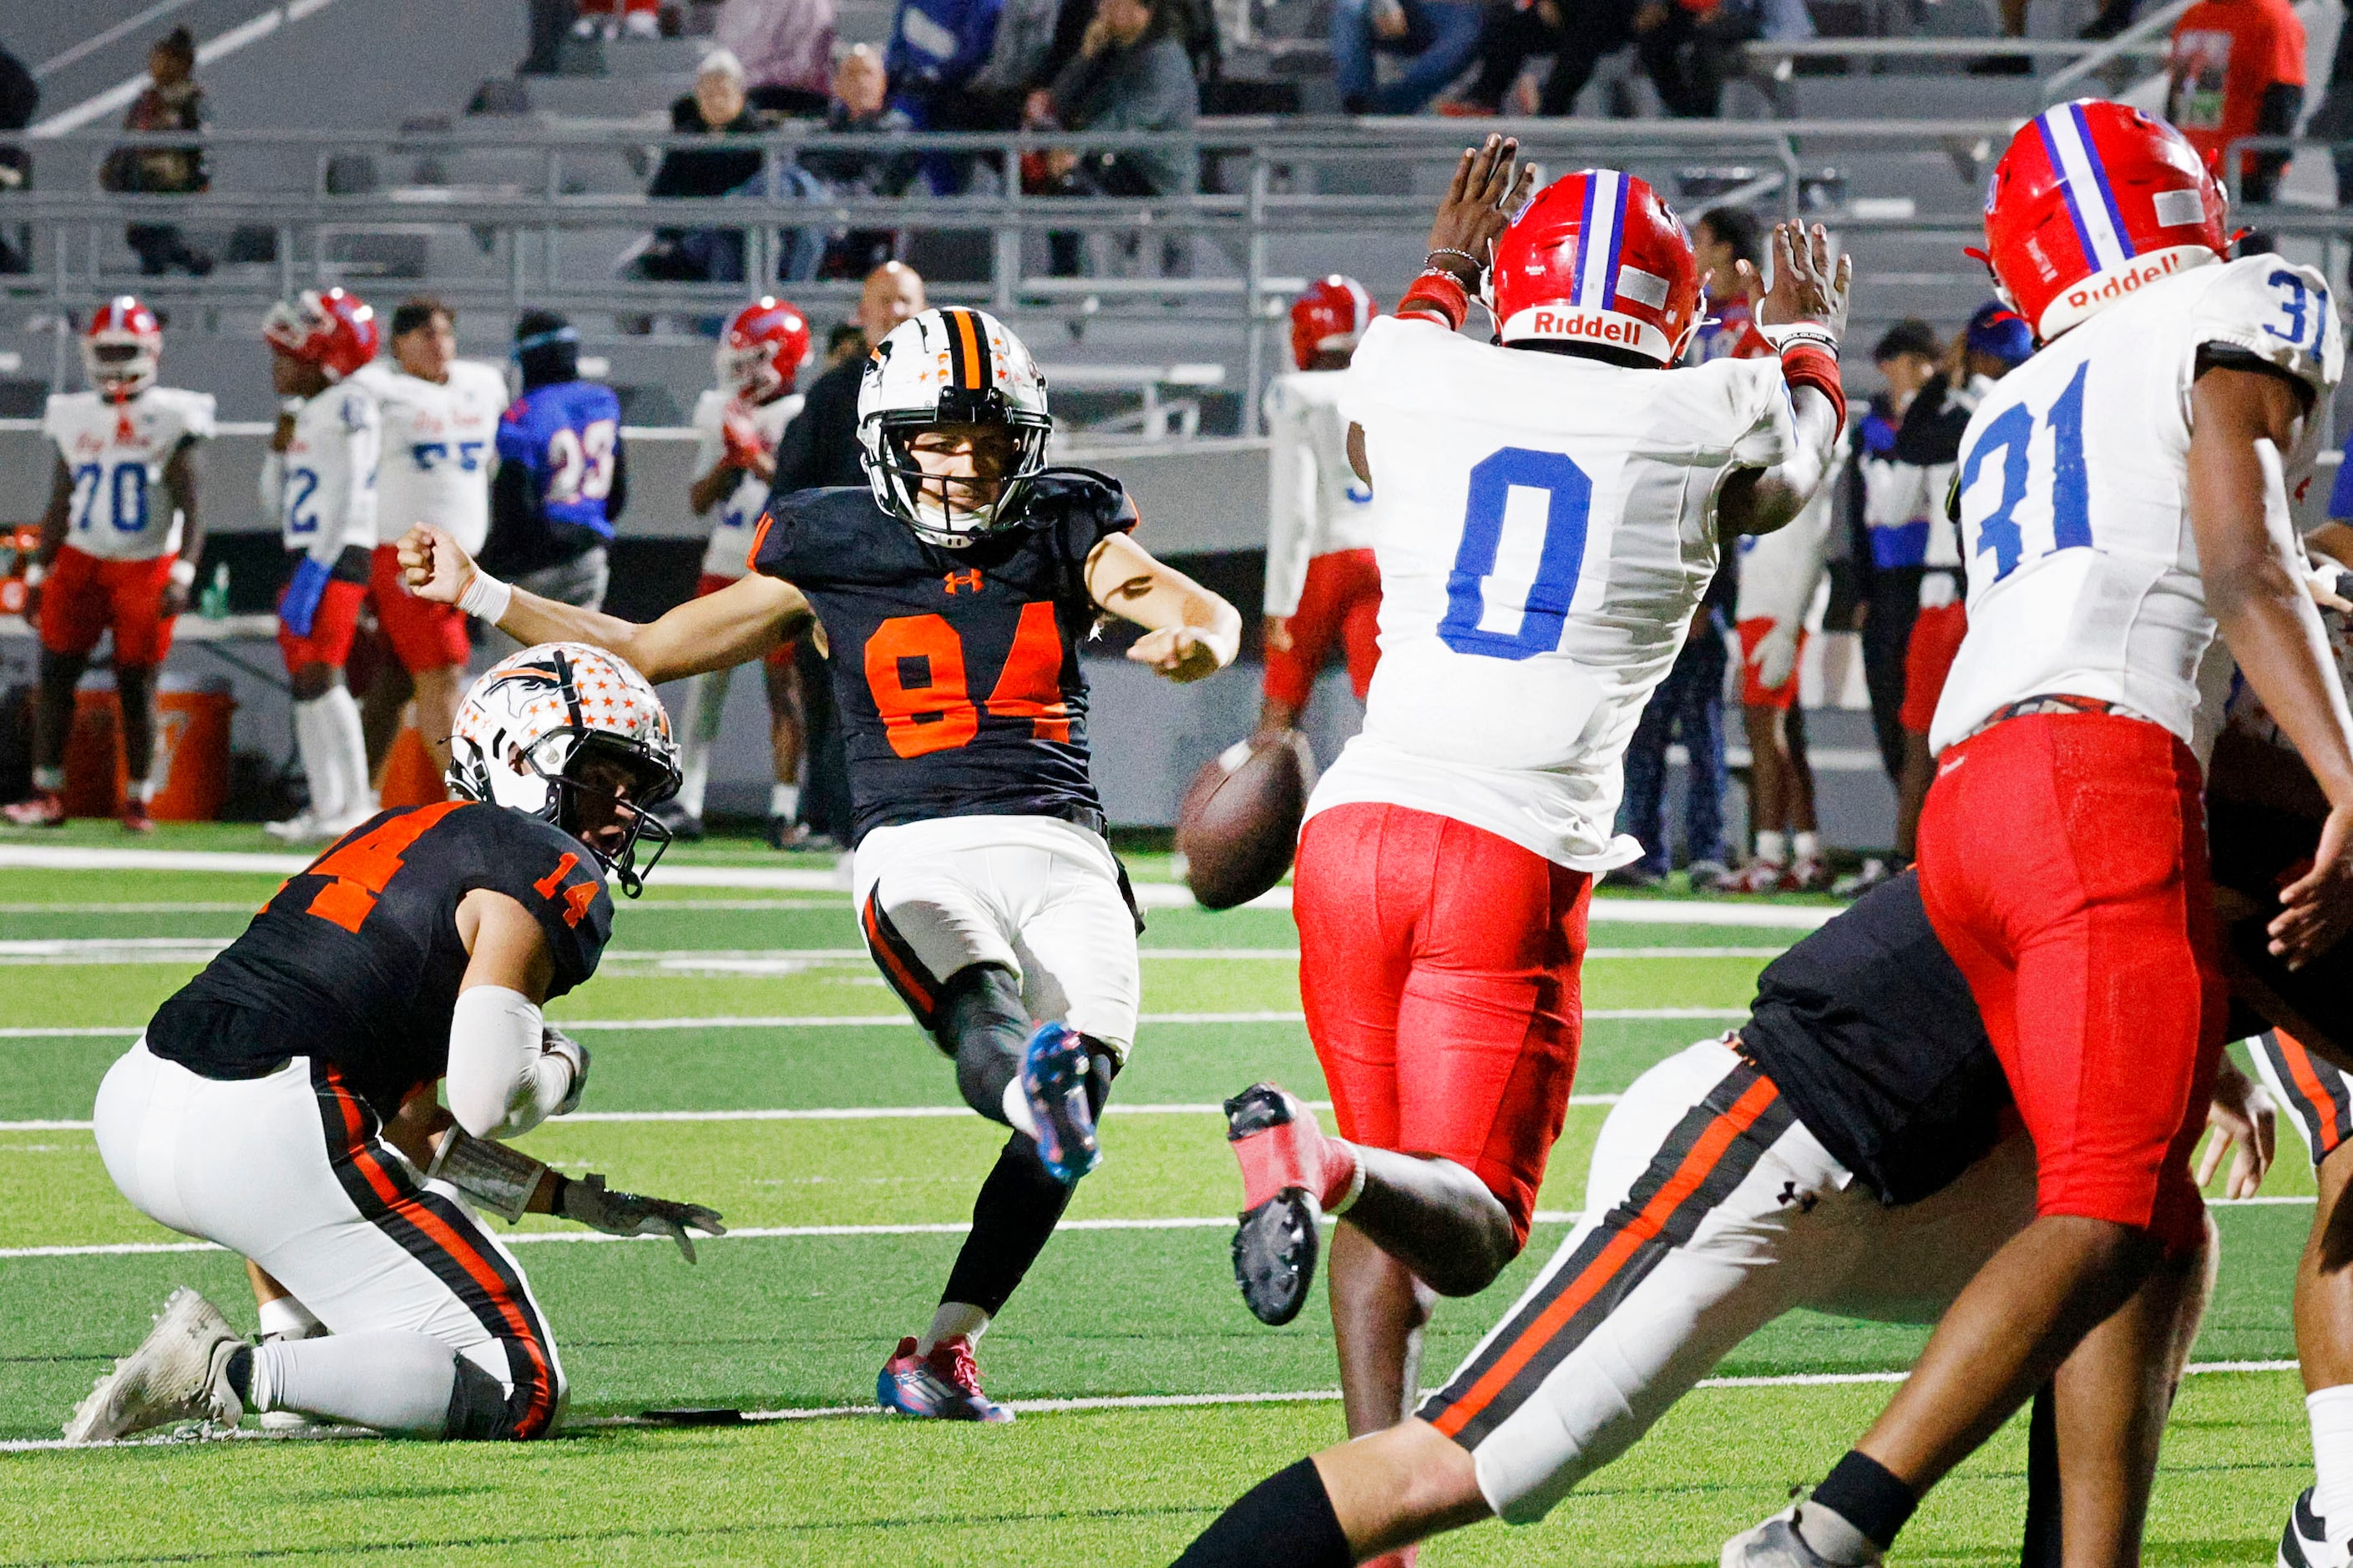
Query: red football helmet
716 296 812 397
83 296 162 401
1489 169 1701 367
1982 100 2227 343
1289 276 1378 369
263 287 380 382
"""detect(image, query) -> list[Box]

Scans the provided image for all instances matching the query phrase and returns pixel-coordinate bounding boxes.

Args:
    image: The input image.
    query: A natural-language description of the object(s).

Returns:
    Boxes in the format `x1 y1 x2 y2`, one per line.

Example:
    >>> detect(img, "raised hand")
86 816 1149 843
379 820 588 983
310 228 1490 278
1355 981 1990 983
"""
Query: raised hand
1424 134 1537 286
1127 625 1222 683
1746 221 1852 341
397 524 473 607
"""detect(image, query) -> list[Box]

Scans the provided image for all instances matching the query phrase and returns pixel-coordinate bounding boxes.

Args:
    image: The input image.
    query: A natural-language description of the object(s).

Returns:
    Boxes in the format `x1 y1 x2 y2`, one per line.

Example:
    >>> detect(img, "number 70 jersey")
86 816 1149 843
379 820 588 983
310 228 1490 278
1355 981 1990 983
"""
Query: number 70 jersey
1928 255 2342 754
1313 316 1798 872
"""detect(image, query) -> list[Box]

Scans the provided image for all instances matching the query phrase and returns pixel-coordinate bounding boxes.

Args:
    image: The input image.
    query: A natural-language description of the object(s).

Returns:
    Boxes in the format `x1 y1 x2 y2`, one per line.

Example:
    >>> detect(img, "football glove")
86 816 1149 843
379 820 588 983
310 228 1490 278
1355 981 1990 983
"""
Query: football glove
559 1174 726 1262
544 1025 590 1117
1749 620 1800 692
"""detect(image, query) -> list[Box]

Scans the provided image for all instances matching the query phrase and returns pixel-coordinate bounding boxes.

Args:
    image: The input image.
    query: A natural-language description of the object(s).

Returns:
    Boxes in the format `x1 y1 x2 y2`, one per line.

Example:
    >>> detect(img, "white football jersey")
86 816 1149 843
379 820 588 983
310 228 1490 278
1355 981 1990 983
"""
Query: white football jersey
350 359 506 553
1733 447 1841 627
272 382 382 565
1930 255 2343 753
1311 316 1798 871
1263 369 1378 617
691 387 806 580
42 387 215 561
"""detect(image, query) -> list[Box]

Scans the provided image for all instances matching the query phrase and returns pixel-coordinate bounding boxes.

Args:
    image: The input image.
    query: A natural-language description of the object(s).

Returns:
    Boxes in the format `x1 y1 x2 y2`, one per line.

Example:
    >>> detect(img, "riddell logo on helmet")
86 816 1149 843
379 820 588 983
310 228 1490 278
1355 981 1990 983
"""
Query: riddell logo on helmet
2063 251 2189 311
1528 310 1639 345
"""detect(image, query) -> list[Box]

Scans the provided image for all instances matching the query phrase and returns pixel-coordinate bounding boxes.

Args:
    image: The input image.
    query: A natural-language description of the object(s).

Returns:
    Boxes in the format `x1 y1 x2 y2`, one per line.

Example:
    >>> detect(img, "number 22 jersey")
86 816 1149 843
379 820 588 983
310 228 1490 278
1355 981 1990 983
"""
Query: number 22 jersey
1313 316 1798 871
1931 254 2343 753
751 471 1136 847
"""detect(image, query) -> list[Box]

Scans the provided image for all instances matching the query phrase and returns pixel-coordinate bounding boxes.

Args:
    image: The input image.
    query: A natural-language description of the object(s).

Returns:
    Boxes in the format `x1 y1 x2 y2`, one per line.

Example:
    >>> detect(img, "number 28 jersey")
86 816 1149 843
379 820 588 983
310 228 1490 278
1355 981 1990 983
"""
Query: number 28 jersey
1930 255 2343 753
751 472 1136 847
42 387 216 560
1313 316 1797 871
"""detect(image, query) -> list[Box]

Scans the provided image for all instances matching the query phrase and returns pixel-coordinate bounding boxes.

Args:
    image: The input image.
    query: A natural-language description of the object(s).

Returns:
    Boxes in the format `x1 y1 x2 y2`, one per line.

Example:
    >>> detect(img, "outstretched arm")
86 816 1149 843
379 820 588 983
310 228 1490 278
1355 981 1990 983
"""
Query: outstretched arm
397 522 813 684
1085 530 1242 683
1720 222 1852 540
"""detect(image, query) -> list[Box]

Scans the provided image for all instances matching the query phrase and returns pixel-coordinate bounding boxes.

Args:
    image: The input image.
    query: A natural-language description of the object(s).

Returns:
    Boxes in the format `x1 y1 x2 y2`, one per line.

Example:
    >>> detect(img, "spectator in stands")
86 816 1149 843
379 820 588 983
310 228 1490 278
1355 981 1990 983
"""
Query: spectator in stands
103 28 211 278
482 311 627 624
632 49 769 284
1453 0 1724 115
575 0 665 39
1027 0 1201 276
1332 0 1486 115
720 0 838 104
884 0 1067 133
2167 0 2307 204
0 41 34 275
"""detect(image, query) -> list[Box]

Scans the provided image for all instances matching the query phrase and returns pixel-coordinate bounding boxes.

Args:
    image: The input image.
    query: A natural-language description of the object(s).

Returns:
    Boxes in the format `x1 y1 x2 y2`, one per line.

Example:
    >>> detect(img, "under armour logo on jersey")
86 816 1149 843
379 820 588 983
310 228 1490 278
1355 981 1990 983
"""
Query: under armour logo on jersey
1776 1181 1819 1214
944 570 983 595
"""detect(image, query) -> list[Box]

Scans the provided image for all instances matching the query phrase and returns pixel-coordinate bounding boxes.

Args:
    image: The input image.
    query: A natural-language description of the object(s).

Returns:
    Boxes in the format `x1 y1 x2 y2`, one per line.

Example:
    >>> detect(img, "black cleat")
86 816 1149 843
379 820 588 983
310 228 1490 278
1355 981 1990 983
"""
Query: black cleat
1224 1085 1327 1326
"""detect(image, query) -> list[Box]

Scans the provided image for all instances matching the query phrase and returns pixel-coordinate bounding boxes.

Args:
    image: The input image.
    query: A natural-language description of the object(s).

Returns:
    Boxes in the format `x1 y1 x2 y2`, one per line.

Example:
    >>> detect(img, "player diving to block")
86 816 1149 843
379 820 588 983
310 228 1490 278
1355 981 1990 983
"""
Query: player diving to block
66 645 724 1444
1177 867 2274 1565
1218 135 1851 1503
397 306 1242 1422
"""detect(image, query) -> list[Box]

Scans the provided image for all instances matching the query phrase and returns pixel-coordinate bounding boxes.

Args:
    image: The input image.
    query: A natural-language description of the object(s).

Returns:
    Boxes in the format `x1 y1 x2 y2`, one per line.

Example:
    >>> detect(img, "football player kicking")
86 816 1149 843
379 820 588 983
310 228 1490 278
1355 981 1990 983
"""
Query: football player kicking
660 296 815 845
5 297 212 832
397 306 1242 1422
66 644 722 1444
1219 136 1850 1526
1175 867 2274 1565
1725 100 2353 1568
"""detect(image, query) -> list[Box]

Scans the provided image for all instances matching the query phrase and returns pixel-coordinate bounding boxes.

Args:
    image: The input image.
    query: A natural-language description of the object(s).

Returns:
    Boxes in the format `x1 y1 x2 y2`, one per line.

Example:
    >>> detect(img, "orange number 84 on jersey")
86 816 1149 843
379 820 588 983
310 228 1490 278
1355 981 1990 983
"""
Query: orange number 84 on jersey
863 603 1070 759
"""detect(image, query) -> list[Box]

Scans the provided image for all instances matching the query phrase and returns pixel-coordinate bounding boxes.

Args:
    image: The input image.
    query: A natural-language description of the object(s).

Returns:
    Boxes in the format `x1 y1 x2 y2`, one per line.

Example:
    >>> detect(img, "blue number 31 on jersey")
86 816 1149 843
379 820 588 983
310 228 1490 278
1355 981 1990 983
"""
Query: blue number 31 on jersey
1959 362 2092 584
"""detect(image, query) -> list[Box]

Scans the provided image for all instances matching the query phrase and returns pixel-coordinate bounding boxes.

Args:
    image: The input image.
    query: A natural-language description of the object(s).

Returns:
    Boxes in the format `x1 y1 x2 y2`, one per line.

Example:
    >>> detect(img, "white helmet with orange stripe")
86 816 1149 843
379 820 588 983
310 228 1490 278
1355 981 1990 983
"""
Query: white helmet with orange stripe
856 306 1052 549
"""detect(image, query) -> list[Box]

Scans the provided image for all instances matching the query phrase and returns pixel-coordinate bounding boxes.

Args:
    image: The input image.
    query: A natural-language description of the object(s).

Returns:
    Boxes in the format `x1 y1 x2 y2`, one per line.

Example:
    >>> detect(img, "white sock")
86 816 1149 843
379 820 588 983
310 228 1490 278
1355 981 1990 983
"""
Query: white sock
1794 830 1822 862
1794 1500 1880 1566
771 783 800 821
291 697 339 822
676 670 728 818
1001 1078 1041 1140
2311 1385 2353 1532
918 1301 991 1357
257 1295 323 1342
32 765 63 792
255 1331 463 1435
1754 830 1789 867
318 685 372 820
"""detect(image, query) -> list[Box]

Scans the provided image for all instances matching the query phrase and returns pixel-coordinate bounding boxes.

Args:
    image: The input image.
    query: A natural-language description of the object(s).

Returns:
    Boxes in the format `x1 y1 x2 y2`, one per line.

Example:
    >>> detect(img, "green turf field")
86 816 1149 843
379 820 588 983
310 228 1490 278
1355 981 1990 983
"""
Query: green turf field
0 825 2320 1565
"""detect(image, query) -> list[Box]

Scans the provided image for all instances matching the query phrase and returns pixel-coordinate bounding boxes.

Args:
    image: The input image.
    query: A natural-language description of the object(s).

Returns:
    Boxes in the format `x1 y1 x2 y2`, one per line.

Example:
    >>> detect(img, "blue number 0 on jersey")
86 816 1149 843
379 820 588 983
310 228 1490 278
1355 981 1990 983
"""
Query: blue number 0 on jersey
1436 447 1592 660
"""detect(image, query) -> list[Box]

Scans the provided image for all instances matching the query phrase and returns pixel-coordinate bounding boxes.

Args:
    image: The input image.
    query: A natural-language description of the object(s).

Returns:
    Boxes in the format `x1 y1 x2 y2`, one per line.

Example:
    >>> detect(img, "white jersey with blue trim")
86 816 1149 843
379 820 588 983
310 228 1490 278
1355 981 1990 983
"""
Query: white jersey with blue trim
274 382 382 566
41 387 215 561
1263 369 1377 617
1309 315 1797 871
349 359 506 554
1928 254 2343 754
691 387 805 580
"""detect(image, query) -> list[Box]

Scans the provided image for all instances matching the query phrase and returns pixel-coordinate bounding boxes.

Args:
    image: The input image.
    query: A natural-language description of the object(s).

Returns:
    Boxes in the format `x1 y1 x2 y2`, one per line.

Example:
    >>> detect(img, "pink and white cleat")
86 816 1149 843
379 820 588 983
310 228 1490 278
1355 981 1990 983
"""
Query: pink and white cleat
877 1335 1015 1424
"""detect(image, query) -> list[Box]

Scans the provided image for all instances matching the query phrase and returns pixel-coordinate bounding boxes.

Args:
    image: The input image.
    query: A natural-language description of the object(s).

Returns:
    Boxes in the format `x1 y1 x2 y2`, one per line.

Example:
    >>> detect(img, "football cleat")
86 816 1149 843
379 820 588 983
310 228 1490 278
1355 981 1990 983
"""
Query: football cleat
65 1287 245 1443
1832 857 1895 898
261 809 325 843
2280 1486 2346 1568
1224 1083 1352 1327
1020 1021 1100 1184
3 789 66 827
877 1335 1015 1424
119 797 156 835
650 800 705 842
1722 1510 1877 1568
1714 860 1790 895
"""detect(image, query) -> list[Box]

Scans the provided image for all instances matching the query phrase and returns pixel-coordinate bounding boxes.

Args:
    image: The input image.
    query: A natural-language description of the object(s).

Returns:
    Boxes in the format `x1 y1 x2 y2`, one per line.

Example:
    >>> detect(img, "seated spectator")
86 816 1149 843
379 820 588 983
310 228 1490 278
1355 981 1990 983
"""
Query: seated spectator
1333 0 1486 115
633 49 769 285
720 0 839 105
102 28 211 277
799 45 913 275
1027 0 1200 274
2168 0 2306 204
1452 0 1718 117
886 0 1068 131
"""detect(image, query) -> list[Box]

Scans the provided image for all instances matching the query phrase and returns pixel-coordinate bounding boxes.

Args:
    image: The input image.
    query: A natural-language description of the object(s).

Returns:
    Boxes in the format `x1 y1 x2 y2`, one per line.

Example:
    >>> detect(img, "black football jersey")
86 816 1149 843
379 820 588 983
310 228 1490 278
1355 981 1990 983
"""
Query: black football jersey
1736 872 2010 1207
751 469 1136 846
145 802 613 1118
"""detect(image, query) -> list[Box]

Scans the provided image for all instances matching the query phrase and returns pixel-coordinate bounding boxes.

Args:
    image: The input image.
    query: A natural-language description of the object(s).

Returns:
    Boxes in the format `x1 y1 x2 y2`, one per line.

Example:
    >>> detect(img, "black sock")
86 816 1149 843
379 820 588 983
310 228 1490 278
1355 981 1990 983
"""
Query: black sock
1172 1458 1352 1568
2021 1381 2062 1568
224 1344 254 1404
940 1048 1118 1314
935 964 1030 1125
1813 1449 1918 1552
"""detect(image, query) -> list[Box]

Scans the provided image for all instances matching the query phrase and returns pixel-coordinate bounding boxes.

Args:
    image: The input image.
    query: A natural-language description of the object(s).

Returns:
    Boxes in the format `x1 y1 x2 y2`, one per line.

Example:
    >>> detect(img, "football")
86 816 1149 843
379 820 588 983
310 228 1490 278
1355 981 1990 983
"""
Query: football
1176 730 1316 910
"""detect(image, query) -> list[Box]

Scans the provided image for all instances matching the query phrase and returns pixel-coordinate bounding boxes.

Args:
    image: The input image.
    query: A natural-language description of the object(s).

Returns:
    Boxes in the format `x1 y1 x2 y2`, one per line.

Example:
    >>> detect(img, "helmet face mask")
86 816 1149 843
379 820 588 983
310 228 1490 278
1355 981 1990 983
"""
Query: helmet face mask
858 309 1053 549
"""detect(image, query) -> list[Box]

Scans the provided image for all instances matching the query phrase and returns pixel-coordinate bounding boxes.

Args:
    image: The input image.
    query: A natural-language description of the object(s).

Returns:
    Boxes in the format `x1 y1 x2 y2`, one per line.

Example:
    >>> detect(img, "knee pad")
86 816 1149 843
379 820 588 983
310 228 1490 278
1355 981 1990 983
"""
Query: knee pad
443 1354 523 1441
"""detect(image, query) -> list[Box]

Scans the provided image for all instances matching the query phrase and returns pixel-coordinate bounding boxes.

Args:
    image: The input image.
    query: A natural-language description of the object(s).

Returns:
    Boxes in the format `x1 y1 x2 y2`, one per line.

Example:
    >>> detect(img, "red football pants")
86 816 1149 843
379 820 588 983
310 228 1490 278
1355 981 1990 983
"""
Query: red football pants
1264 549 1381 709
1294 802 1591 1243
1915 711 2222 1252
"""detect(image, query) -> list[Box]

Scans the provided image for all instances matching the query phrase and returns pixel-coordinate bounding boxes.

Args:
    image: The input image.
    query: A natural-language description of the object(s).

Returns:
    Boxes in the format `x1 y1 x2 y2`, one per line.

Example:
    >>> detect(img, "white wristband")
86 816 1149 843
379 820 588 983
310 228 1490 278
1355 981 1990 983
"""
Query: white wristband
1758 320 1840 355
168 559 197 588
458 569 514 626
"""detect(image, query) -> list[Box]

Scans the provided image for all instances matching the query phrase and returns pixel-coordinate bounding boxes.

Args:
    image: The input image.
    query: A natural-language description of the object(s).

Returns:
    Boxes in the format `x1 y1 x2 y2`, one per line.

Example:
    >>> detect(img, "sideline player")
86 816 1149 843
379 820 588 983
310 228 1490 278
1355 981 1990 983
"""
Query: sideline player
397 305 1242 1421
64 645 721 1444
1220 136 1851 1512
348 296 508 768
1725 99 2353 1568
660 296 813 844
261 288 384 842
1175 868 2268 1565
1725 460 1834 890
1257 276 1381 738
4 298 212 832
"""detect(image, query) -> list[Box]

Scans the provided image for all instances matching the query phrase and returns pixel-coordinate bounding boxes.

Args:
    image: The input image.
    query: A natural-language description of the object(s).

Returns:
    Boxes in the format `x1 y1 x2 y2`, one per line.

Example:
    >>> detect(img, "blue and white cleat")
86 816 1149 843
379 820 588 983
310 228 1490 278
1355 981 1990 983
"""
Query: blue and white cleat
877 1335 1015 1424
1020 1021 1100 1184
2281 1486 2348 1568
